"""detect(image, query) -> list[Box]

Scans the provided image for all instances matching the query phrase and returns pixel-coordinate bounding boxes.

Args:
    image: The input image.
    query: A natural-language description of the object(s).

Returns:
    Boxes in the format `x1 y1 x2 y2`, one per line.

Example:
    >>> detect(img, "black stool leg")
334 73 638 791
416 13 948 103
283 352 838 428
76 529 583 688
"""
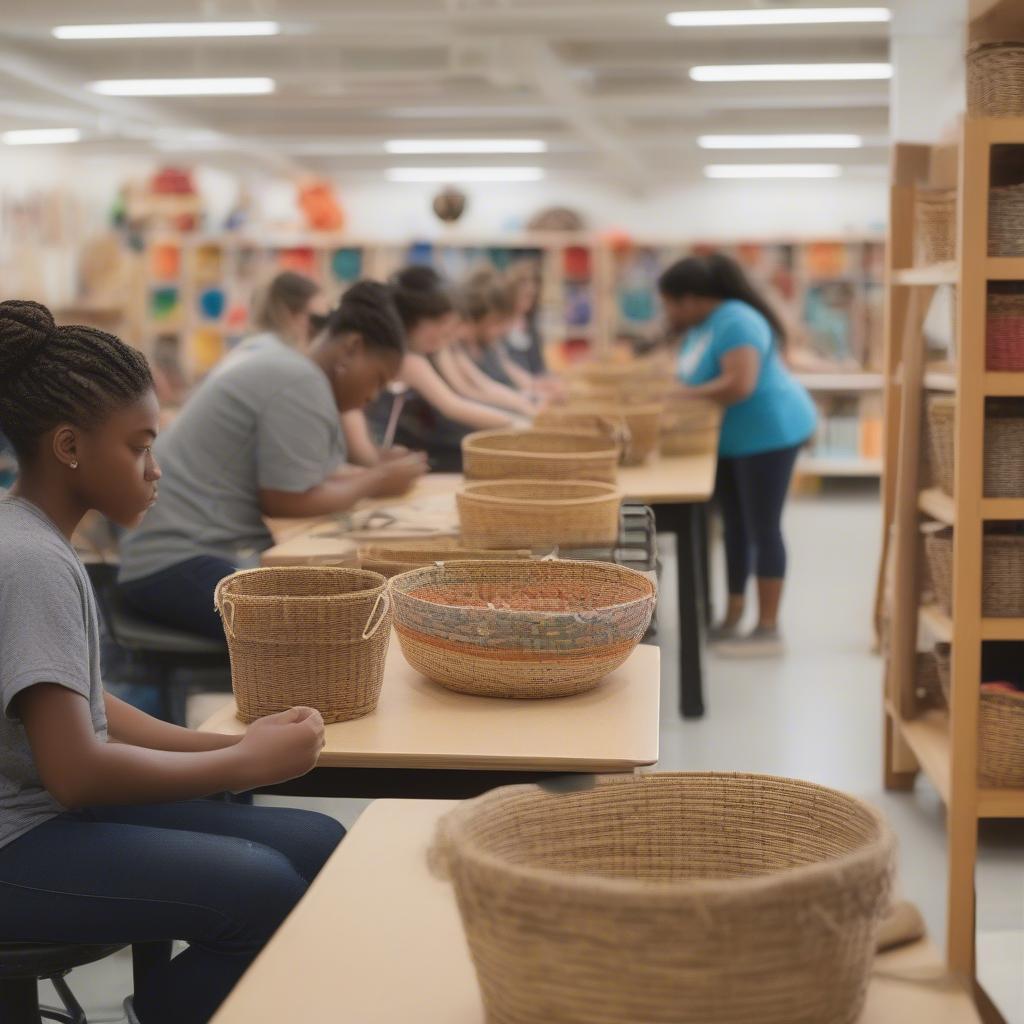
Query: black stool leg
132 940 173 995
47 973 85 1024
0 975 43 1024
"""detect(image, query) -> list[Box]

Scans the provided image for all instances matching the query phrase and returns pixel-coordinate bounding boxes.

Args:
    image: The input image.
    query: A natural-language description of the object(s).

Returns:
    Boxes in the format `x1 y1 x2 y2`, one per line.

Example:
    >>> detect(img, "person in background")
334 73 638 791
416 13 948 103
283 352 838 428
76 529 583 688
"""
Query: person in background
117 281 426 640
363 265 522 472
0 299 341 1024
659 252 817 657
503 258 545 376
246 270 329 352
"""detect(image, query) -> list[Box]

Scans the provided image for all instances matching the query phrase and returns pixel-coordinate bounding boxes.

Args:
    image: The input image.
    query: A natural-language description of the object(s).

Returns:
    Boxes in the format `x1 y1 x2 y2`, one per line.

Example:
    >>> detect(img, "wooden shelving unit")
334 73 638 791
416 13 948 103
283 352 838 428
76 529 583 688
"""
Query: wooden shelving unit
880 5 1024 995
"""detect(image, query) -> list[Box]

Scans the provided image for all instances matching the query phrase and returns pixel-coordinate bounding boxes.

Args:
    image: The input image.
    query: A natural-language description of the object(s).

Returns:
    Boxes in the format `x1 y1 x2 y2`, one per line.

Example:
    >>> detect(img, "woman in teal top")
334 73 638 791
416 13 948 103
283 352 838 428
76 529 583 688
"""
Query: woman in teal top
659 253 817 655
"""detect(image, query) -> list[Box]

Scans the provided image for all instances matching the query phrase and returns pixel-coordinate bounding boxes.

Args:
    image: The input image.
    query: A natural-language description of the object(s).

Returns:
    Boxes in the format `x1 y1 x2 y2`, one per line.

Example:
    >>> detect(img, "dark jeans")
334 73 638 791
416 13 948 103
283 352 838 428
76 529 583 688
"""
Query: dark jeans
119 556 236 641
714 443 802 597
0 800 344 1024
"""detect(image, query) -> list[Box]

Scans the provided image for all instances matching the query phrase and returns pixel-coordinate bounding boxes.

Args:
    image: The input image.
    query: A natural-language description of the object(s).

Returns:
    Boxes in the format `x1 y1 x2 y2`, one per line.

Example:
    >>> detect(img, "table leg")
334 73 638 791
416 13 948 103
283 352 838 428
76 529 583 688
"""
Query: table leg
654 503 707 719
697 502 712 628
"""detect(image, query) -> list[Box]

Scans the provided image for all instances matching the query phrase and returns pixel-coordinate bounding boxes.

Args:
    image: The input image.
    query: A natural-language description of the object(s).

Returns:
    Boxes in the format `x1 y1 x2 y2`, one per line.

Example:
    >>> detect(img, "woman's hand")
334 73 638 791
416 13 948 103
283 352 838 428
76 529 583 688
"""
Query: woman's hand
234 707 325 790
379 445 413 463
368 452 428 497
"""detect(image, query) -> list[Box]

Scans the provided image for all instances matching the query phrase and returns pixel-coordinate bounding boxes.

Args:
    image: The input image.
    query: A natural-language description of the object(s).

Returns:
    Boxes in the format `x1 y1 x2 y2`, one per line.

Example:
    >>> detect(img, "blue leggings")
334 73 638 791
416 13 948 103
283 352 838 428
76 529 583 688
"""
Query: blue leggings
0 800 344 1024
119 556 236 642
714 444 801 597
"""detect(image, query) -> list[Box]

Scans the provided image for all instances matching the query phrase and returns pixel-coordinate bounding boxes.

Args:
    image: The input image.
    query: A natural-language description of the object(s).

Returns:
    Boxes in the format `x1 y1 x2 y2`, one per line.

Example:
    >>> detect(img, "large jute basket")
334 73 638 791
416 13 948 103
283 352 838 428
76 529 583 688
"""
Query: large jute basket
389 559 654 697
988 182 1024 257
934 644 1024 787
925 528 1024 617
535 403 663 465
214 566 392 723
457 479 621 549
987 289 1024 370
914 188 957 265
431 772 895 1024
359 538 530 578
462 429 620 483
927 395 1024 497
968 41 1024 118
660 398 722 456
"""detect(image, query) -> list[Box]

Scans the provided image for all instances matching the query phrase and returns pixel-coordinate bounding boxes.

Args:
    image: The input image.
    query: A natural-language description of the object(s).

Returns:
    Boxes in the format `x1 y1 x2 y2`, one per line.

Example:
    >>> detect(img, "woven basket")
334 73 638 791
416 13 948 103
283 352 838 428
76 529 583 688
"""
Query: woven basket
660 398 722 456
987 289 1024 370
927 395 1024 497
934 644 1024 787
914 189 957 265
535 403 663 465
458 479 621 550
390 559 654 698
968 41 1024 118
432 772 895 1024
359 538 530 578
214 566 392 723
462 429 620 483
988 181 1024 257
925 529 1024 617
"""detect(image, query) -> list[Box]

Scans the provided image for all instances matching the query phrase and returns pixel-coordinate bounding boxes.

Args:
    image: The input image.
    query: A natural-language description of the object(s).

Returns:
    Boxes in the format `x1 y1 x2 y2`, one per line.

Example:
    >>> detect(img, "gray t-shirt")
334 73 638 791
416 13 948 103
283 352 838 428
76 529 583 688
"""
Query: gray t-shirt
0 497 108 849
119 337 345 582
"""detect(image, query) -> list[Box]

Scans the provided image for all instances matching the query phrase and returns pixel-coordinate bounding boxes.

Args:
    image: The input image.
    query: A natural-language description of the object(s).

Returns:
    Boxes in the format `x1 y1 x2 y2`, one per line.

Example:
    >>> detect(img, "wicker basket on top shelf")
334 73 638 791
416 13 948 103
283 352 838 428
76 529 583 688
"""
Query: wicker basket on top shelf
925 528 1024 618
914 189 957 265
968 41 1024 118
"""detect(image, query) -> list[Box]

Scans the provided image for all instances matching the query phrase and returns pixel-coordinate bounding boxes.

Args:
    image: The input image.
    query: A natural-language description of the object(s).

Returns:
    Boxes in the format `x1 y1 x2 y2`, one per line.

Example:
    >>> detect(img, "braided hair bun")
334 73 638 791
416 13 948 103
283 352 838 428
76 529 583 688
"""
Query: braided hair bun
0 299 56 386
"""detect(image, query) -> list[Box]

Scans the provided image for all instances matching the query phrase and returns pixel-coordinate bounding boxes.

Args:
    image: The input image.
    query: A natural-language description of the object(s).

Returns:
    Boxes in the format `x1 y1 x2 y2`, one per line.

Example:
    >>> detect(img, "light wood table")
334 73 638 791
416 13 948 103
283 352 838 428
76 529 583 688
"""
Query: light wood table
212 799 981 1024
200 638 659 799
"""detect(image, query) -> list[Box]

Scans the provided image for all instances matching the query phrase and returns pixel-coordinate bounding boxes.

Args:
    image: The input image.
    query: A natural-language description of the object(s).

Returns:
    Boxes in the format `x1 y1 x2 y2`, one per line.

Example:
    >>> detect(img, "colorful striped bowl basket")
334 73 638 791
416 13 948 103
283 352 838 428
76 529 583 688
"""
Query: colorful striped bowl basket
389 559 655 698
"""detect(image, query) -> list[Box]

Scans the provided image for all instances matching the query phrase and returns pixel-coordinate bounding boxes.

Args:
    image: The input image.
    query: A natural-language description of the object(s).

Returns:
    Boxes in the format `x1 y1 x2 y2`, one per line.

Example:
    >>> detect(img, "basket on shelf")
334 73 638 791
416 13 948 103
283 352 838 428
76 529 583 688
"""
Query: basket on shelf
535 403 663 465
988 182 1024 257
913 188 957 265
967 41 1024 118
431 772 895 1024
389 559 655 698
457 479 621 550
926 395 1024 497
987 289 1024 371
659 398 722 456
359 538 530 578
214 566 392 723
934 644 1024 787
925 528 1024 618
462 429 620 483
912 649 948 717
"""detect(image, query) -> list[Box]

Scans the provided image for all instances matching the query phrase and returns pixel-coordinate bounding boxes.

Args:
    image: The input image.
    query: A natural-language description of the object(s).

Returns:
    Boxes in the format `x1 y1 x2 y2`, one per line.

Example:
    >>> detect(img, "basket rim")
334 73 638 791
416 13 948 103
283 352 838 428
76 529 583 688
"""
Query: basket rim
438 771 895 903
216 565 388 603
463 428 621 460
459 479 622 507
541 403 664 417
388 557 656 615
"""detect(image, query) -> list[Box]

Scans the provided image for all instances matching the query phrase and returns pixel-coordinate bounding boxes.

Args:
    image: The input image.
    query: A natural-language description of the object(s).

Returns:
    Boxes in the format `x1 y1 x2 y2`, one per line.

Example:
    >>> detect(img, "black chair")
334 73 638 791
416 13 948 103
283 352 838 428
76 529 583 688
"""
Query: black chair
83 562 230 726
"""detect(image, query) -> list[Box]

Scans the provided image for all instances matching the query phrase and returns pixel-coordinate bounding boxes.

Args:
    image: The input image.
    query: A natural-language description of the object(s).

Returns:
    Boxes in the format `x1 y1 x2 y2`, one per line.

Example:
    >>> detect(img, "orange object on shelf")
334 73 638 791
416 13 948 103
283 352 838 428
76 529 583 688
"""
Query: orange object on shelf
298 179 345 232
149 243 181 281
563 246 591 279
277 247 318 276
805 242 850 278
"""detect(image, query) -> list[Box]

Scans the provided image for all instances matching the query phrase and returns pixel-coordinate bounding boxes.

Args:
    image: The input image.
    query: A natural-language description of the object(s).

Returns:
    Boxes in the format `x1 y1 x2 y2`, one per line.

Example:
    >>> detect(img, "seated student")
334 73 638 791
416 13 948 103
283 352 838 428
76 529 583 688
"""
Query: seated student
117 281 426 640
435 267 538 418
243 269 329 353
359 266 522 472
0 299 341 1024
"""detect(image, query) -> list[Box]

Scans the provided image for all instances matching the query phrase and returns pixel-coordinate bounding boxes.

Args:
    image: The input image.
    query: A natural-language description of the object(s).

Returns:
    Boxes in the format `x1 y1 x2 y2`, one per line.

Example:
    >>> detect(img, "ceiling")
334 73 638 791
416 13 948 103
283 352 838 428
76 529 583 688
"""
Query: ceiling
0 1 891 190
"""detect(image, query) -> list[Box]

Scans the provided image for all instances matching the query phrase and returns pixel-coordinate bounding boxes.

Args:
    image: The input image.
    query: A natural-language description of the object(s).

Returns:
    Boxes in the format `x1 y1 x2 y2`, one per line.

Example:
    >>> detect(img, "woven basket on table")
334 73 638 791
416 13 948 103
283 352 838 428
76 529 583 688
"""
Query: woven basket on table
927 395 1024 497
359 538 530 578
389 559 654 698
925 528 1024 618
462 429 620 483
535 403 663 465
988 182 1024 257
659 398 721 456
431 772 895 1024
457 479 621 550
968 41 1024 118
934 644 1024 787
214 566 392 723
914 188 957 265
987 289 1024 370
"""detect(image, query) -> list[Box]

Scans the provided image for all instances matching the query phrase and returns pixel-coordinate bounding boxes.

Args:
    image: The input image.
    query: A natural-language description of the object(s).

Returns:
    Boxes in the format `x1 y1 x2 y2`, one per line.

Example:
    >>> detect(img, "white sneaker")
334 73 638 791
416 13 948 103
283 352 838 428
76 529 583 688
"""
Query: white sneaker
715 626 785 658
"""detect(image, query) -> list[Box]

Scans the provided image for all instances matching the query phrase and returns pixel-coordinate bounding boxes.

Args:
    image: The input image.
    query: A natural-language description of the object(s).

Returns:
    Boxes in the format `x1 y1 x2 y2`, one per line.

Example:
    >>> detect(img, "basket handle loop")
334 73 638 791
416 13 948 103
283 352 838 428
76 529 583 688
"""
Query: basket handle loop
362 589 391 640
213 577 237 639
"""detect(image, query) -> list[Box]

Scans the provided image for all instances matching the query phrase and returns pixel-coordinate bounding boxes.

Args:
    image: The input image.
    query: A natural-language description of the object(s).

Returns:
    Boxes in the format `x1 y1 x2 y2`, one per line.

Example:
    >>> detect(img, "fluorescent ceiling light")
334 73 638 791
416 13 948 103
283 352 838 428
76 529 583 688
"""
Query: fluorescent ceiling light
668 8 890 27
90 78 275 96
698 134 863 149
691 63 892 82
386 167 545 183
386 139 547 154
2 127 81 145
705 163 843 178
54 21 279 39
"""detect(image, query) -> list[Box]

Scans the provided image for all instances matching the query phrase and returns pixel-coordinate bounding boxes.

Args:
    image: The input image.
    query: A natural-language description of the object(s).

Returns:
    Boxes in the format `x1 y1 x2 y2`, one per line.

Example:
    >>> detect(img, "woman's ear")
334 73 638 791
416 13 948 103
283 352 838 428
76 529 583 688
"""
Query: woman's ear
51 425 79 469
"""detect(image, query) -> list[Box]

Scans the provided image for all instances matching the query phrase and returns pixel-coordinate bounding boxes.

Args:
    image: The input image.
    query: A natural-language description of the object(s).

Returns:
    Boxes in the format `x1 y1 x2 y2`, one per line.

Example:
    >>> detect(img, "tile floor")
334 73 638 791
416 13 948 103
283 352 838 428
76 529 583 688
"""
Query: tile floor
39 484 1024 1022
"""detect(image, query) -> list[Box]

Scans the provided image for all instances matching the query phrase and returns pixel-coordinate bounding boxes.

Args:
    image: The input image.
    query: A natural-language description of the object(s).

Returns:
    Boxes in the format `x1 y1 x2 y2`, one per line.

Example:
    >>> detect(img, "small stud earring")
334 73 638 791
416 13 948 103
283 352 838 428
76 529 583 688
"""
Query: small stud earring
70 460 79 470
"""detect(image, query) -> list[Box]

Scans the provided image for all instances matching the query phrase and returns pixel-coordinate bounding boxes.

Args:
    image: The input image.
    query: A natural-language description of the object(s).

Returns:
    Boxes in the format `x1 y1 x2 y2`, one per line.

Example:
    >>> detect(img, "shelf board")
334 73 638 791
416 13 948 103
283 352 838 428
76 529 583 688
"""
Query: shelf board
794 371 884 392
919 488 955 525
797 456 881 477
892 263 958 286
920 604 953 642
978 787 1024 818
887 701 951 804
984 372 1024 396
985 257 1024 280
981 618 1024 640
981 497 1024 520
